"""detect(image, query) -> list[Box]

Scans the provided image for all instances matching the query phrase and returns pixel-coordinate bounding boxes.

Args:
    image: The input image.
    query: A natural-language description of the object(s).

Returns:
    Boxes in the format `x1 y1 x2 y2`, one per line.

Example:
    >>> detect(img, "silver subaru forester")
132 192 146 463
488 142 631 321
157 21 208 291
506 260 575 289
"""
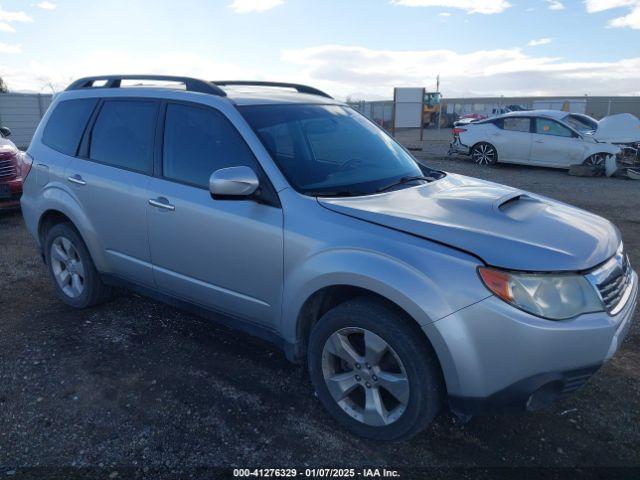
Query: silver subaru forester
21 75 637 441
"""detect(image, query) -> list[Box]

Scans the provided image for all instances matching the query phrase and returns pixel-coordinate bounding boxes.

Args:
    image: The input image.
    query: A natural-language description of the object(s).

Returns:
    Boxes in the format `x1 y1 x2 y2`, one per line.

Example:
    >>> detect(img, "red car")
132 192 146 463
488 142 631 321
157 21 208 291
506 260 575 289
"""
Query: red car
0 127 26 210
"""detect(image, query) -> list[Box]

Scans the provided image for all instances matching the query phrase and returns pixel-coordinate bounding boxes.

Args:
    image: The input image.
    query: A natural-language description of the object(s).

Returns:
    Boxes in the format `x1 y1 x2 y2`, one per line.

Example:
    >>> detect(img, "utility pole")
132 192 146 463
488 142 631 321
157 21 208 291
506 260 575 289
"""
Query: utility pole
436 74 441 131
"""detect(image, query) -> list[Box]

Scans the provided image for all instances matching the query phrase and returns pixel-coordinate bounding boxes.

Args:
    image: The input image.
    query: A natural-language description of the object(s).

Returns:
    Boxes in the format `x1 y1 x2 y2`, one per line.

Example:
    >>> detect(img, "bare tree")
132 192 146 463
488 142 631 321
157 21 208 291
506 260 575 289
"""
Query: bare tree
38 76 75 94
0 77 8 93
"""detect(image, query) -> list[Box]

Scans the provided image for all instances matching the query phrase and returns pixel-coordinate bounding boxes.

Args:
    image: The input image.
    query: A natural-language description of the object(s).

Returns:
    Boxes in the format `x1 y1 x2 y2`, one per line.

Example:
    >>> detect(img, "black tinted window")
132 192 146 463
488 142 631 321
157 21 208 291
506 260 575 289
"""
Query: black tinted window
535 118 573 137
42 98 97 155
163 103 258 188
503 117 530 132
240 104 424 195
89 100 158 173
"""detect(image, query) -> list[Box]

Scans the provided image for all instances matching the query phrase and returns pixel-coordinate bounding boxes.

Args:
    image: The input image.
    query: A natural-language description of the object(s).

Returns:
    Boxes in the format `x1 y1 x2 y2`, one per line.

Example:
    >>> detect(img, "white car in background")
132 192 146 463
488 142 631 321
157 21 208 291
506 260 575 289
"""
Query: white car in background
450 110 624 168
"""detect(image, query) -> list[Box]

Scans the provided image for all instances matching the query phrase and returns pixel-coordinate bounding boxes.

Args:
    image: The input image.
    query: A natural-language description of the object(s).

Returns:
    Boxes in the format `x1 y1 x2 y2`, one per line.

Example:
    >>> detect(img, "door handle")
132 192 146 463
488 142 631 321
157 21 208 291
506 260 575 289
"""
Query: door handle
534 139 544 143
67 174 86 186
148 197 175 211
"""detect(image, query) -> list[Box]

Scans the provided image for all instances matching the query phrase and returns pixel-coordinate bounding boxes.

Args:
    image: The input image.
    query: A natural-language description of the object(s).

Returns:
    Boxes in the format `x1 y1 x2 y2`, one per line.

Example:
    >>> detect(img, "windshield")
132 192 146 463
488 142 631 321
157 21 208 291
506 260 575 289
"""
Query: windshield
239 104 428 196
563 114 598 134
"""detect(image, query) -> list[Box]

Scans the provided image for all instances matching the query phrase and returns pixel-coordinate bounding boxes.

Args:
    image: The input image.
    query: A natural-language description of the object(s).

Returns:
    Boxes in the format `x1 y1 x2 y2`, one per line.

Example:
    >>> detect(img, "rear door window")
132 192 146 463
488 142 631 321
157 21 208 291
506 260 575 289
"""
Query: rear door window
42 98 98 156
89 100 158 173
503 117 531 133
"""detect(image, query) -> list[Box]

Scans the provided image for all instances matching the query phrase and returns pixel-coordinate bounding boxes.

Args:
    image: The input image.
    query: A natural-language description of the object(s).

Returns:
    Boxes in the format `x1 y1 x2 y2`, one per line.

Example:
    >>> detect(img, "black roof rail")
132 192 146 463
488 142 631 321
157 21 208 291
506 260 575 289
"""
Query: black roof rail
213 81 333 99
65 75 227 96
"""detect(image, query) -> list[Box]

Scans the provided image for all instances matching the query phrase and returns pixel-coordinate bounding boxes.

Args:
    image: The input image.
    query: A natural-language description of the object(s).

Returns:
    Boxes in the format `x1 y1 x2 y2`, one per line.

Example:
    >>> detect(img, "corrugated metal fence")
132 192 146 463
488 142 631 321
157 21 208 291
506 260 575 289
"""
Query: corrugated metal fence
0 93 53 149
349 95 640 131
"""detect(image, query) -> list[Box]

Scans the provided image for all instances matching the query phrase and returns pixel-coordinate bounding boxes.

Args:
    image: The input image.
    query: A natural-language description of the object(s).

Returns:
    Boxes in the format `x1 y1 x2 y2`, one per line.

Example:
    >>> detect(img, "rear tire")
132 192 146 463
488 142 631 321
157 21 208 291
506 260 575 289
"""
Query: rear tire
471 142 498 166
308 297 444 441
44 222 111 309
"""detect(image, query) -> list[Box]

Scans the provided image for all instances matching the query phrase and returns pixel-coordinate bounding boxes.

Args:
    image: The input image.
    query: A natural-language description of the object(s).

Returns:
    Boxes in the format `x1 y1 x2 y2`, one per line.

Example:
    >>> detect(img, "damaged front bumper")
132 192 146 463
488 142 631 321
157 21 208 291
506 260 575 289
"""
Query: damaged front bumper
616 142 640 167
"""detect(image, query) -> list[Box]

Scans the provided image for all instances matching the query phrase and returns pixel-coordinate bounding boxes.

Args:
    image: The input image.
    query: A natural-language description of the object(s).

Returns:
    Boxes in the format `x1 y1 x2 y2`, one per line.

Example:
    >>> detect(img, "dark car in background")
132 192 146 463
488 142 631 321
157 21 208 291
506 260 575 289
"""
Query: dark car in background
0 127 25 210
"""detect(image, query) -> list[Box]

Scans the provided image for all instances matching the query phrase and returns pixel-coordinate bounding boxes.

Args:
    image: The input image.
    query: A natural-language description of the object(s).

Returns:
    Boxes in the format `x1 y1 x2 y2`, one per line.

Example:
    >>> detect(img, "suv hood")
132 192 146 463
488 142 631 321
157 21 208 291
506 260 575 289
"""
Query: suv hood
319 174 620 272
593 113 640 144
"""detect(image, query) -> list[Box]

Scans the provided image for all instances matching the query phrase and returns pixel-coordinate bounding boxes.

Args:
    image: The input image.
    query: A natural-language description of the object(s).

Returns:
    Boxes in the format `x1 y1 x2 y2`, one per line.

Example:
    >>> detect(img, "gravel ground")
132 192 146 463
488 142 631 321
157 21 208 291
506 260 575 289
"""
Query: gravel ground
0 155 638 478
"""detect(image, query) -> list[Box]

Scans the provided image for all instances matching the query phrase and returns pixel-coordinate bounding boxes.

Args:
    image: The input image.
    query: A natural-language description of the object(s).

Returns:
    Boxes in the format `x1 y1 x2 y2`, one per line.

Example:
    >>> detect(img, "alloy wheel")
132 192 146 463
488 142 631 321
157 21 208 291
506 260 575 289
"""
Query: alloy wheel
50 236 85 298
321 327 410 427
584 154 606 167
472 144 496 166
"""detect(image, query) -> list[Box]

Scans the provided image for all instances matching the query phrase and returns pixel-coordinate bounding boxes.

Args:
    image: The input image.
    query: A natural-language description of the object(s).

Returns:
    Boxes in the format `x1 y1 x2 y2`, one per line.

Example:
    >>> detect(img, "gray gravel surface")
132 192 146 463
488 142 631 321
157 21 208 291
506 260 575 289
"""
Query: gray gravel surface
0 155 638 477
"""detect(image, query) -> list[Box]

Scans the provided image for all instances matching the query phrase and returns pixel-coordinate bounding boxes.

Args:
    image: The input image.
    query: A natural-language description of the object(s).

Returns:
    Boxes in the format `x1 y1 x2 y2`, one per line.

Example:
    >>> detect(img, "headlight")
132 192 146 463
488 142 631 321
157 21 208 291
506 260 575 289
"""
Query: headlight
478 267 604 320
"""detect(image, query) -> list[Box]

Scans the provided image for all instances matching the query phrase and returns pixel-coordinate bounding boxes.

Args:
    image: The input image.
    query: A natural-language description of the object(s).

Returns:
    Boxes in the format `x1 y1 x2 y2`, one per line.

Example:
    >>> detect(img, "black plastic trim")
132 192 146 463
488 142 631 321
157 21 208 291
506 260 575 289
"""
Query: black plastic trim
66 75 227 96
449 365 601 417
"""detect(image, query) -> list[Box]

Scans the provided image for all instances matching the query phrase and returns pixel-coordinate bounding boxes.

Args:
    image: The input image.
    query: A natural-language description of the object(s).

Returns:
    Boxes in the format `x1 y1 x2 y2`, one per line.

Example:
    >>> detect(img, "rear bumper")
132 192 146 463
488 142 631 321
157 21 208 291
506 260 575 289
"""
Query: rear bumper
424 269 637 416
448 137 470 156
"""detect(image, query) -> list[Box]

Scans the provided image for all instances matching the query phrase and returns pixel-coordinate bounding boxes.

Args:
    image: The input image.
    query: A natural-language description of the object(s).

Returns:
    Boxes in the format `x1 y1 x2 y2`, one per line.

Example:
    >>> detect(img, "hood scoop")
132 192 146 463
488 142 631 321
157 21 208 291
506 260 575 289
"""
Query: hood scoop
496 193 547 220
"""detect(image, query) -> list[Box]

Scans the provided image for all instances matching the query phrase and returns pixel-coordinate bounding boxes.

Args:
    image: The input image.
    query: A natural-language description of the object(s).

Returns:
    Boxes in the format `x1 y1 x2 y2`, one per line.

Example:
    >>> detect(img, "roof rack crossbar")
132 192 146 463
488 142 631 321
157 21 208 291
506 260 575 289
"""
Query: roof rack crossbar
213 81 333 99
65 75 227 96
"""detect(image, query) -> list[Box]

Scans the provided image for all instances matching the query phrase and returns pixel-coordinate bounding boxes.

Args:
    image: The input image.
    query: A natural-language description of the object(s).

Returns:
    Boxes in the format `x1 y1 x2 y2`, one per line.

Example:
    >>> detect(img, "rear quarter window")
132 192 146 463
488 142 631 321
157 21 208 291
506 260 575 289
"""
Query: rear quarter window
503 117 531 132
41 98 98 156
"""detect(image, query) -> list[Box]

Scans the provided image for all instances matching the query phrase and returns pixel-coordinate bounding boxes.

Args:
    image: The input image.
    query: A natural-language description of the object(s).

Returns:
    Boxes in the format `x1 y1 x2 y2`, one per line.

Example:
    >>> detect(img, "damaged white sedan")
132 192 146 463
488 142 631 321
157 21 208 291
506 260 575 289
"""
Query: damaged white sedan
449 110 627 169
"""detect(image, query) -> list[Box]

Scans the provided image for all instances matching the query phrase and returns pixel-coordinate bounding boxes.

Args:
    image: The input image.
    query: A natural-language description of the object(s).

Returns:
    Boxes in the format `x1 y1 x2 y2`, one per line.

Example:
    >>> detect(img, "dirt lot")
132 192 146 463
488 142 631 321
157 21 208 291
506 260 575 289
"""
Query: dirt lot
0 155 639 477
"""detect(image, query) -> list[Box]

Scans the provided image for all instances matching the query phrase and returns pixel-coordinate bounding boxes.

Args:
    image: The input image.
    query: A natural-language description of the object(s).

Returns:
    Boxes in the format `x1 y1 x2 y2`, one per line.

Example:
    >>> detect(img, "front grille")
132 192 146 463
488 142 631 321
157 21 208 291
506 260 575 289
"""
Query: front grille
588 246 633 315
0 158 17 180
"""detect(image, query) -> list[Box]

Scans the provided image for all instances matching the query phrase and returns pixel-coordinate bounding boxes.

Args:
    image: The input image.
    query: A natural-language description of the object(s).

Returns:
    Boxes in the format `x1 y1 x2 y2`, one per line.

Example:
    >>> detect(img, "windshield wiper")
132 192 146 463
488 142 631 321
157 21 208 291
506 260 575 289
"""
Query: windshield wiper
375 175 434 194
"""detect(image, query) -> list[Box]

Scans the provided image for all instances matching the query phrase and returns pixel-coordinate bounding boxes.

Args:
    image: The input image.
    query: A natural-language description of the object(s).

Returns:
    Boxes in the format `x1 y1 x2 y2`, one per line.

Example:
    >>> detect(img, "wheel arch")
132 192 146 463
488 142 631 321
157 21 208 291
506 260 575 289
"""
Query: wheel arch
38 209 73 246
291 284 447 391
35 187 107 270
582 150 617 164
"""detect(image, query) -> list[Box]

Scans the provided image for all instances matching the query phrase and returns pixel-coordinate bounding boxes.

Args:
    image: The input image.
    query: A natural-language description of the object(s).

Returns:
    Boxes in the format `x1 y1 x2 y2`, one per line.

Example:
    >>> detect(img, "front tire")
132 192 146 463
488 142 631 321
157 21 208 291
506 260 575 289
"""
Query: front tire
583 153 607 168
308 297 444 441
471 142 498 166
44 222 111 309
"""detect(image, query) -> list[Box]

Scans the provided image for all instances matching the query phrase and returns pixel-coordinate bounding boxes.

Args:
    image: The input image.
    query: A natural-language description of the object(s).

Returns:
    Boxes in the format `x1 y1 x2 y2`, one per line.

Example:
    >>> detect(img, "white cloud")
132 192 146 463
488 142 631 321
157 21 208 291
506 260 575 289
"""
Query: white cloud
584 0 635 12
584 0 640 28
0 50 257 92
0 6 33 23
0 21 15 32
228 0 284 13
390 0 511 14
546 0 565 10
608 4 640 26
0 42 21 54
281 44 640 98
34 1 57 10
528 37 552 46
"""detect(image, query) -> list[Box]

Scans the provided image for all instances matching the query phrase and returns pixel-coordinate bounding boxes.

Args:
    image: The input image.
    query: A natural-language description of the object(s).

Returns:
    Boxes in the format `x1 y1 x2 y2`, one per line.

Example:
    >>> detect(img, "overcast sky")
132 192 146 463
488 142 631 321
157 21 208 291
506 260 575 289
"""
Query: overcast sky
0 0 639 99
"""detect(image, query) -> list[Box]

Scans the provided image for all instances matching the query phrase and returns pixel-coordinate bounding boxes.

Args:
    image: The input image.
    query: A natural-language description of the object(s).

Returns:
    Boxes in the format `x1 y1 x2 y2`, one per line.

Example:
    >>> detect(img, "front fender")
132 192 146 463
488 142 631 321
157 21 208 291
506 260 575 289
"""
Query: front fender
583 143 621 160
280 247 487 345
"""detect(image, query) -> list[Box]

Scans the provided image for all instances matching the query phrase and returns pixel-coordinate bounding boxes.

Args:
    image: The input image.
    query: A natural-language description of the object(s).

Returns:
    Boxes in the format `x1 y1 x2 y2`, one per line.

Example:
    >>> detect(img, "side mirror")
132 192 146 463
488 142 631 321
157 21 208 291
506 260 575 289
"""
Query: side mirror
209 166 259 198
0 127 11 138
